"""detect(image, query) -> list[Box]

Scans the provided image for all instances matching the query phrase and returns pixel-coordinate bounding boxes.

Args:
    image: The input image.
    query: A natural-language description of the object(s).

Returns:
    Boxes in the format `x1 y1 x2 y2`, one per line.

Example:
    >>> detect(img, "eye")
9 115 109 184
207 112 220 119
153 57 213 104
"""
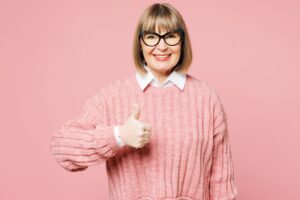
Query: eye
144 33 157 40
166 33 177 38
146 35 155 39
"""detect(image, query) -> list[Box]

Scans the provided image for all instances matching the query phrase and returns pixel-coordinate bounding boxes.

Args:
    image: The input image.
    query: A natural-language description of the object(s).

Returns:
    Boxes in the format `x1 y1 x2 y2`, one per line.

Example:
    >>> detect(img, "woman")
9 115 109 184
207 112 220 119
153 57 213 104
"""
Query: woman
51 3 238 200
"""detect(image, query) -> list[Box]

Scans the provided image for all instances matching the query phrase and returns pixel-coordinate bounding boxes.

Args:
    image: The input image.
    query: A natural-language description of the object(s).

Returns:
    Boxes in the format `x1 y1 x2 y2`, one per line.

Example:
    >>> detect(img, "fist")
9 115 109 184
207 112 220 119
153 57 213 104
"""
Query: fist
119 104 152 149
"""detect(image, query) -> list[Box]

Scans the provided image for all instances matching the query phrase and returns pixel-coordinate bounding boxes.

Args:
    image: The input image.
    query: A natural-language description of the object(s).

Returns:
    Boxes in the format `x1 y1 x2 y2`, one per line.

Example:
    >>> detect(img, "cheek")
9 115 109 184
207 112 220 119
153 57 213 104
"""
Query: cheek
142 49 152 59
141 48 153 63
141 45 152 55
141 41 153 54
172 47 181 58
173 46 181 54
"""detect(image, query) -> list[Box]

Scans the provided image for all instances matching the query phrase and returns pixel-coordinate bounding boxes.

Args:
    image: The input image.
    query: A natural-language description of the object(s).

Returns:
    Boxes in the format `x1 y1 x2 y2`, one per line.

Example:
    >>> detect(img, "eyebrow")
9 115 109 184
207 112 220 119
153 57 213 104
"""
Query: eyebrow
143 29 176 34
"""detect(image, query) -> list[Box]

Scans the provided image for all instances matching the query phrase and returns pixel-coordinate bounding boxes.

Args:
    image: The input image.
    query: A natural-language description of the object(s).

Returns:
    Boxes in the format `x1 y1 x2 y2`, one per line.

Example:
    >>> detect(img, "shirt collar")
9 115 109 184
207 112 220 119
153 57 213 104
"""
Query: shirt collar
135 65 186 92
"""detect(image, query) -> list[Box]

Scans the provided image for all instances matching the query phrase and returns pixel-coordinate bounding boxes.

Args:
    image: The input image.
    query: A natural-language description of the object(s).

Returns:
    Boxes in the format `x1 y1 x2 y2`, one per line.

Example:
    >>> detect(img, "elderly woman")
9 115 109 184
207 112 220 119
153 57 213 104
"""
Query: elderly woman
51 3 238 200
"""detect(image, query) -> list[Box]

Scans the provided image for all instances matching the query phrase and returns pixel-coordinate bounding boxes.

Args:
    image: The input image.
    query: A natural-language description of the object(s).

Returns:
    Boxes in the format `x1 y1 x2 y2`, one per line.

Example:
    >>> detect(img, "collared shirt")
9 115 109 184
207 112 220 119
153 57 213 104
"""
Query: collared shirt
135 65 187 91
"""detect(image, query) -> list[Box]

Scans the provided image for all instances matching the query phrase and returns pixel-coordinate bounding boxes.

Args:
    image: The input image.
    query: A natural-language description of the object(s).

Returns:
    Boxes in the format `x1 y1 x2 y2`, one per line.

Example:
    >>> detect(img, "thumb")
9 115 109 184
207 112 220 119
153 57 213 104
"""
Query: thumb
131 104 140 120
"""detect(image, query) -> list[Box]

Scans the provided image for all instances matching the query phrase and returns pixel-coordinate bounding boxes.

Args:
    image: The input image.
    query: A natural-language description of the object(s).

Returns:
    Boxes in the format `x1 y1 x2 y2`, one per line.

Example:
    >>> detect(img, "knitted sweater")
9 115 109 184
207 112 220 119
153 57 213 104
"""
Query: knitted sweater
113 65 187 147
51 73 238 200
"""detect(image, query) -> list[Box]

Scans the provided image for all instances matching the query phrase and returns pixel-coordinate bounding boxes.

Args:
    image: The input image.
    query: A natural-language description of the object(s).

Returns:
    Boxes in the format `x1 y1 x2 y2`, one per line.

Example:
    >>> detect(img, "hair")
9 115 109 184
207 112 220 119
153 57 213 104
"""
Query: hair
133 3 193 76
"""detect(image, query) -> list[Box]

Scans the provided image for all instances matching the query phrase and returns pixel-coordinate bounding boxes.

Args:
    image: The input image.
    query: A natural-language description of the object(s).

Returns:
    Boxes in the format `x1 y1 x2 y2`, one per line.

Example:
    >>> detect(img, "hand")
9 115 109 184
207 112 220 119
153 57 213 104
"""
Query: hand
119 104 152 149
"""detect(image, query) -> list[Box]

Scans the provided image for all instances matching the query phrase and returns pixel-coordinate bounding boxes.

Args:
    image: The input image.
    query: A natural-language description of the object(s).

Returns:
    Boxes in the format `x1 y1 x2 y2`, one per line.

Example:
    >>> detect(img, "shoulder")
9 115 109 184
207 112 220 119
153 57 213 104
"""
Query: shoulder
187 74 226 121
81 75 136 111
96 74 137 100
186 74 220 102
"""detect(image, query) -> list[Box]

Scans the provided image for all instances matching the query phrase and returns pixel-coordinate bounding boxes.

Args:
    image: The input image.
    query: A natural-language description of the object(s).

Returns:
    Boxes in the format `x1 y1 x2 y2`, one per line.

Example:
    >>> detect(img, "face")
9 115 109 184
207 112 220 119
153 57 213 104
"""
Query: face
140 27 182 76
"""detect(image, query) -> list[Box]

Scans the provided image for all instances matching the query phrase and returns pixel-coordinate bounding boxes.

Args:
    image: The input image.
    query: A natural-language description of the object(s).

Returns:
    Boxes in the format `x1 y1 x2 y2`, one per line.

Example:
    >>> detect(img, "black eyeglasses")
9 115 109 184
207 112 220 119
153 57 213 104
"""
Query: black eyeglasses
139 28 184 47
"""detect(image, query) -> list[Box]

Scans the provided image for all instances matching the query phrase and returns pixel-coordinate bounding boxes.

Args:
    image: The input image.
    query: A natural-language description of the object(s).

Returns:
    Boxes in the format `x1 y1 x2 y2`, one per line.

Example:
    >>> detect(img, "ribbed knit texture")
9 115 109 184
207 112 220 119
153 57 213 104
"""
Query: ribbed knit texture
51 74 238 200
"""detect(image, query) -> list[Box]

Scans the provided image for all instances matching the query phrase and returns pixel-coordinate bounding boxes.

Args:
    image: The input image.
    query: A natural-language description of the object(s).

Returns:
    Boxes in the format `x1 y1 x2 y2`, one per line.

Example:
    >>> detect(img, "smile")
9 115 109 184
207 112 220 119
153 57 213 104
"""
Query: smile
153 54 171 61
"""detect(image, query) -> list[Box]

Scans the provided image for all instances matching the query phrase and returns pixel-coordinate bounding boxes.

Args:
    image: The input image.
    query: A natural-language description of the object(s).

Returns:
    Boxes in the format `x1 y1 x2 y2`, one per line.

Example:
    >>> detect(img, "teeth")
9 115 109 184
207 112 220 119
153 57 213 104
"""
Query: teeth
154 54 170 58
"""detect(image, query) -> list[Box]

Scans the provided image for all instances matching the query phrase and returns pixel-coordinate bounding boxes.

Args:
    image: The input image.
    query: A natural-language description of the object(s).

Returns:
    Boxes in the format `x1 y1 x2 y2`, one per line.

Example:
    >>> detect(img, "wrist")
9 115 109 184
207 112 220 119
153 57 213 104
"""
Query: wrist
115 125 126 147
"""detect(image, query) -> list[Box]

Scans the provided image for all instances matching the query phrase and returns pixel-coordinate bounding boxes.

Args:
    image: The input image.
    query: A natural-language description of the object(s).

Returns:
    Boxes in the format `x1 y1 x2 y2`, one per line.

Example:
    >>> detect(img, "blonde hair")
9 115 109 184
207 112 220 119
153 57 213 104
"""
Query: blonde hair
133 3 193 76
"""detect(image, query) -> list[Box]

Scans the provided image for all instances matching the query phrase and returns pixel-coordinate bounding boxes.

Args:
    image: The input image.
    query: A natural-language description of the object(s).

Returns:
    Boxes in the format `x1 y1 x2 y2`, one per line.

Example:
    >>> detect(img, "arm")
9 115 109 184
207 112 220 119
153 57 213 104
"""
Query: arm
50 92 122 172
209 90 238 200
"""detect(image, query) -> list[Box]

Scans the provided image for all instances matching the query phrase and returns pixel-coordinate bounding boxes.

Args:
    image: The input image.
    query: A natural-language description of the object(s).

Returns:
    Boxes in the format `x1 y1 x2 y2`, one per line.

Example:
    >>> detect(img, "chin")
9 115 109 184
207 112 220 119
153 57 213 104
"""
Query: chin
153 66 176 74
151 60 171 67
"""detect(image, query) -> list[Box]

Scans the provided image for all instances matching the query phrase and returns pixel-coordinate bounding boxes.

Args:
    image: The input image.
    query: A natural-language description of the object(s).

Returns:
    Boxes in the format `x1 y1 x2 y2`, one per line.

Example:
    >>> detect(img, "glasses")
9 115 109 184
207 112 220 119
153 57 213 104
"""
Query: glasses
139 28 184 47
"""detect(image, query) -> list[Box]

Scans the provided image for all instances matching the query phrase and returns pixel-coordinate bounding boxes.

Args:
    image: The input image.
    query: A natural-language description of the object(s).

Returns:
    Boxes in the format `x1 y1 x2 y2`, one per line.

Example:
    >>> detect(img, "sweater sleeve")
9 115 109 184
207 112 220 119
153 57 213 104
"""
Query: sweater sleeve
209 90 238 200
50 92 122 172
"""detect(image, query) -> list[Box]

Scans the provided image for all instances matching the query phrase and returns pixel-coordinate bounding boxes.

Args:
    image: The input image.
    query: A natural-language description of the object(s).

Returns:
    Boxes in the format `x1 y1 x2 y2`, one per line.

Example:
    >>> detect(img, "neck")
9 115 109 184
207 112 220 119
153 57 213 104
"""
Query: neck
147 67 173 84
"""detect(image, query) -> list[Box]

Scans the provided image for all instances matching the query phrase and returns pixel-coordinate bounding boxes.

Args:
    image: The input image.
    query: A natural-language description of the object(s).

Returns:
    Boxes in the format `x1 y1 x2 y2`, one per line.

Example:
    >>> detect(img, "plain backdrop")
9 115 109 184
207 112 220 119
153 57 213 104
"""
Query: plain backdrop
0 0 299 199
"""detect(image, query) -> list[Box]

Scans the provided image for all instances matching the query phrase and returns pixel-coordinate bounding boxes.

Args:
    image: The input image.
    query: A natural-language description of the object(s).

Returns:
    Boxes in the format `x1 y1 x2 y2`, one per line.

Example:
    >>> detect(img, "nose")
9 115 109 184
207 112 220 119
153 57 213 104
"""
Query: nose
156 38 168 51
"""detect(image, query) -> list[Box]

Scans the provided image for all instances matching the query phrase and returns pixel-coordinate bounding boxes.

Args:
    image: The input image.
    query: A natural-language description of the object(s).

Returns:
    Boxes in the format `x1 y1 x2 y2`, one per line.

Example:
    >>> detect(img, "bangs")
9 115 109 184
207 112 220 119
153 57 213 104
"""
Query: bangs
141 8 180 33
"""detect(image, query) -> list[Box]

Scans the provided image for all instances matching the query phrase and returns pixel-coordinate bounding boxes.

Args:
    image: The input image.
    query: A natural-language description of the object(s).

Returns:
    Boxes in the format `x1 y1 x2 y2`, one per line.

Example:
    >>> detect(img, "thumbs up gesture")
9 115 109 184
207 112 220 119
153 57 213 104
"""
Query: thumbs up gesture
119 104 152 149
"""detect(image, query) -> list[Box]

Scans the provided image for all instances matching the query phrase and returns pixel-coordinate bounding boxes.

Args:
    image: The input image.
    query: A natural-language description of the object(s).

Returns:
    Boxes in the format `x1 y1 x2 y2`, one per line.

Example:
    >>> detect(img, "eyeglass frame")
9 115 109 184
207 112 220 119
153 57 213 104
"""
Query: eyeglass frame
139 28 185 47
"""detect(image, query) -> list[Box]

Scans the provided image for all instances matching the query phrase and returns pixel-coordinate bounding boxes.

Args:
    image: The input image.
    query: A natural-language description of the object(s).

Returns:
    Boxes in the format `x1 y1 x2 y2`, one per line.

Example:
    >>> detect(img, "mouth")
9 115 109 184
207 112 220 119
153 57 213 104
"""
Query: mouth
152 54 172 61
153 54 172 58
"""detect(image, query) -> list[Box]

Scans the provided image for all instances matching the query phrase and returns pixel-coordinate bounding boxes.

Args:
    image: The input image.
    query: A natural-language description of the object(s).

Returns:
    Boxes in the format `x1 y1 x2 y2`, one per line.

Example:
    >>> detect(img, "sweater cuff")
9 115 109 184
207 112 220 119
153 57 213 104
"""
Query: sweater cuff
93 124 123 157
209 179 238 200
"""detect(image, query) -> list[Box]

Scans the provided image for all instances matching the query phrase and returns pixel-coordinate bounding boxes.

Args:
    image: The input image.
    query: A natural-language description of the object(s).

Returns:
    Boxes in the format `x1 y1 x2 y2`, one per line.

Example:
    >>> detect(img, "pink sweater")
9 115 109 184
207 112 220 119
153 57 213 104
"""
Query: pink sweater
51 74 238 200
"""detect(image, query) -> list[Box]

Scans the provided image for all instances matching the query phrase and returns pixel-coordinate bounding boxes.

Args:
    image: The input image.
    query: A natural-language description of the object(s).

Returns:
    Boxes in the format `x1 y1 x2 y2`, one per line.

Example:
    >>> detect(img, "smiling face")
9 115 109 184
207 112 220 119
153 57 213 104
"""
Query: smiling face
140 26 182 76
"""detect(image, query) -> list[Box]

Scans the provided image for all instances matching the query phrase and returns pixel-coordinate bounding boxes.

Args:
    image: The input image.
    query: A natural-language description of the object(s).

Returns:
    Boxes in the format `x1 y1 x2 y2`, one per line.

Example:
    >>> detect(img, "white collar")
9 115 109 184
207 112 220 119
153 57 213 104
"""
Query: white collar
135 65 186 91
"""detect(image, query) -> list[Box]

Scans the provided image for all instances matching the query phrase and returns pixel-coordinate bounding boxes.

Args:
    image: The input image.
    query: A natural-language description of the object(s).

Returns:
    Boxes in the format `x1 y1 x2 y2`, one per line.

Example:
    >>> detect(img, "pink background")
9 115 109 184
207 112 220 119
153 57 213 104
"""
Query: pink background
1 0 299 199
